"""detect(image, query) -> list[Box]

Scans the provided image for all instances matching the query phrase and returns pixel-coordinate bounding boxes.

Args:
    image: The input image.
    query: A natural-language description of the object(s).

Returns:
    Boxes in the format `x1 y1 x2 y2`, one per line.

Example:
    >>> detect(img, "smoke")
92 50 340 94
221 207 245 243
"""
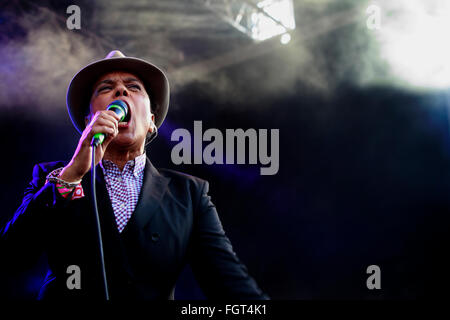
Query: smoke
2 0 443 118
172 0 450 108
171 0 392 109
0 6 100 118
372 0 450 89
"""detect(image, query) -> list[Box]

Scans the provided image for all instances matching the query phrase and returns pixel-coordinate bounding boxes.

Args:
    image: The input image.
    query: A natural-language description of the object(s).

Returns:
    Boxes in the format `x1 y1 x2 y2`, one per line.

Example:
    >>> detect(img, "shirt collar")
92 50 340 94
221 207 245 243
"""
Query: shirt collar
100 153 147 178
133 152 147 177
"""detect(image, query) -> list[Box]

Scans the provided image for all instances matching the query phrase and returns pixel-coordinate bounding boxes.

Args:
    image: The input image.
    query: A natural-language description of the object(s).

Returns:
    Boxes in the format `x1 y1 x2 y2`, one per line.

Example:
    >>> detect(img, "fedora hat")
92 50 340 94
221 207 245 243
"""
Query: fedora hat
66 50 170 134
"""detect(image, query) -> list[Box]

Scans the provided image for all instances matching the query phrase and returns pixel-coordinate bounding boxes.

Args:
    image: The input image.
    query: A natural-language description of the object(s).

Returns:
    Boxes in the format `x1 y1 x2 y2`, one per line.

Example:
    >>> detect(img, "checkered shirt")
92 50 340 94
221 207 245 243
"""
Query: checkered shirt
100 153 147 233
47 153 146 232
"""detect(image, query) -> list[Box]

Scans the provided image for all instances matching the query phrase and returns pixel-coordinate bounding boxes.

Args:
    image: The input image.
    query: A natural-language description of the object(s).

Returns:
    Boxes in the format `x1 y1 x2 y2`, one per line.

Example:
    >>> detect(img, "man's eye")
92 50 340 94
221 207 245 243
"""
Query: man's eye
98 86 111 92
128 84 141 90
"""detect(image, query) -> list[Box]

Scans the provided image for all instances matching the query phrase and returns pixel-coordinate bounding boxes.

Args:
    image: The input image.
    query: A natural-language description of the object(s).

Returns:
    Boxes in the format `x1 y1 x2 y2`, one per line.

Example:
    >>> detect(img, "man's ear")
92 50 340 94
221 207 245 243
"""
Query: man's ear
149 113 156 133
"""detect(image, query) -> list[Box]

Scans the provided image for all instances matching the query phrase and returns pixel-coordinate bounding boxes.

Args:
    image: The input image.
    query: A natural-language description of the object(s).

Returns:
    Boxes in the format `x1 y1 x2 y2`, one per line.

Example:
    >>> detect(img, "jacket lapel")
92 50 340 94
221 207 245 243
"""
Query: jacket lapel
125 157 171 232
81 164 117 233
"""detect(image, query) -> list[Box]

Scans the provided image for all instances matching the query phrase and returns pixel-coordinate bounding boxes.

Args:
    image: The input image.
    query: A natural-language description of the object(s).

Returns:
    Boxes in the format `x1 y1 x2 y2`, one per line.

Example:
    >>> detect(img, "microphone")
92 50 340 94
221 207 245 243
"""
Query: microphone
91 100 128 147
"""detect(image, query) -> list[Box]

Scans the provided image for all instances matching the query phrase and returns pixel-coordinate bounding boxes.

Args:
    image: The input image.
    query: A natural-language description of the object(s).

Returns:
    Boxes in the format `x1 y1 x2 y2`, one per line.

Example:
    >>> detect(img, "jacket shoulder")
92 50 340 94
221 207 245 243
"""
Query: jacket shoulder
32 161 69 178
35 161 68 171
158 168 207 186
157 168 210 212
157 168 209 197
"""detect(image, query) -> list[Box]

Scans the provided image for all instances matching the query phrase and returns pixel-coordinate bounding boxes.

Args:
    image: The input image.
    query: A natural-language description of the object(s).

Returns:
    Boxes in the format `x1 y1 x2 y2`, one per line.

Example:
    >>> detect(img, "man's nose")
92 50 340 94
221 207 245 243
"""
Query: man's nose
114 84 128 97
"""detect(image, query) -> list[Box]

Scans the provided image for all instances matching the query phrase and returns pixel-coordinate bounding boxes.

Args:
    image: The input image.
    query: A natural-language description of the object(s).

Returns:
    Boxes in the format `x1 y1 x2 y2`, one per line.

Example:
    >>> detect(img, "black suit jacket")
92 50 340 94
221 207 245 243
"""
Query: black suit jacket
1 158 268 300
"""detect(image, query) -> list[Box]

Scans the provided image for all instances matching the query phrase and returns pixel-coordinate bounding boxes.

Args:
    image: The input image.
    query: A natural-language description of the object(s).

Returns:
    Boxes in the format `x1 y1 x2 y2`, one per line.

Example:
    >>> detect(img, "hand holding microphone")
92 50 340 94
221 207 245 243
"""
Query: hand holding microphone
59 100 128 183
91 100 128 147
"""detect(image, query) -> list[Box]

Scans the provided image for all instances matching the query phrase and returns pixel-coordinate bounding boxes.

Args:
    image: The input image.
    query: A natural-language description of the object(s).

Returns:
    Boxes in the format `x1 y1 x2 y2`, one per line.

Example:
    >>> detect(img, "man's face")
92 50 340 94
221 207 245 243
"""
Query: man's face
88 71 154 150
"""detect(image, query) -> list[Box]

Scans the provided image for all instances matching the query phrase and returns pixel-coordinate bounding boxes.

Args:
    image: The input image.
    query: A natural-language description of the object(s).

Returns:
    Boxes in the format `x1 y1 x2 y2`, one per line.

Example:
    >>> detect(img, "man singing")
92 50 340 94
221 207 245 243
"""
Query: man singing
0 50 268 300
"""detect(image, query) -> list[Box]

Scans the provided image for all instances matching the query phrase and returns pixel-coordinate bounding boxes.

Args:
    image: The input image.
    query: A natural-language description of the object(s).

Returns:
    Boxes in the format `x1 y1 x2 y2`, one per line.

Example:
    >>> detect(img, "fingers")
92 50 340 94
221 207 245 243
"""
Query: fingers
104 110 122 122
92 119 117 135
87 111 120 138
70 111 122 175
89 110 121 127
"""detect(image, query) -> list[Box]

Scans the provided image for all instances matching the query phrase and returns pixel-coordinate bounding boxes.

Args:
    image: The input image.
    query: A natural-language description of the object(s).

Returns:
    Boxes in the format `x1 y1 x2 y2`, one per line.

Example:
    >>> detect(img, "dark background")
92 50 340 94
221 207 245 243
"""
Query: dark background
1 0 449 299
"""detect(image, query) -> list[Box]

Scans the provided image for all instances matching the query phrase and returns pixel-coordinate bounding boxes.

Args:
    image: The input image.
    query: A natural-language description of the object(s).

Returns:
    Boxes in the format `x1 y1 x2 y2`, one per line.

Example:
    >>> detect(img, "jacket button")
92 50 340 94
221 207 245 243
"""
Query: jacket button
151 232 160 242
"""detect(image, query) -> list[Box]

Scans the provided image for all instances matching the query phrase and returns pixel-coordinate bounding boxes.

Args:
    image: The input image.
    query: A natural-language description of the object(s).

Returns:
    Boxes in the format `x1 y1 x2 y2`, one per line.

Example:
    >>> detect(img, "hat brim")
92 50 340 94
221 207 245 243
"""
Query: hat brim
66 56 169 134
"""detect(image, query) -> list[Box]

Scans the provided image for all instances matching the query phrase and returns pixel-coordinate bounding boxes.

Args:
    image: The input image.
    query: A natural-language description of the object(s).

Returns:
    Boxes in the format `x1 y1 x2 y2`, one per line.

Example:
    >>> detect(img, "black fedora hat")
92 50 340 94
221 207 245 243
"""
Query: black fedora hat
66 50 170 134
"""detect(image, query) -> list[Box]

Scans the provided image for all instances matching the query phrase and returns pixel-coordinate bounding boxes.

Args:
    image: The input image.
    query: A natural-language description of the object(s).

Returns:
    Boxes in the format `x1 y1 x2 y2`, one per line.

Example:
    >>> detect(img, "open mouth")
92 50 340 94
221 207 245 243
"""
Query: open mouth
118 100 131 126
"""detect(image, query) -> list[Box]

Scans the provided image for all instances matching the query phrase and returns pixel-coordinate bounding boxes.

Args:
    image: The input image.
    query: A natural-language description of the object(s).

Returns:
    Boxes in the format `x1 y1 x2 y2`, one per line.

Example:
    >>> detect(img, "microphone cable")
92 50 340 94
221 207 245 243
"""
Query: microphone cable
90 144 109 300
88 99 127 300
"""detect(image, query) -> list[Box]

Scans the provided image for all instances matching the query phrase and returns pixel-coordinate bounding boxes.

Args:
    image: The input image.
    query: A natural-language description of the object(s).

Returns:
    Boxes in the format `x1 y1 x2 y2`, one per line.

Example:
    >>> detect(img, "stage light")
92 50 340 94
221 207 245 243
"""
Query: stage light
250 0 296 41
203 0 296 43
377 0 450 89
280 33 291 44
